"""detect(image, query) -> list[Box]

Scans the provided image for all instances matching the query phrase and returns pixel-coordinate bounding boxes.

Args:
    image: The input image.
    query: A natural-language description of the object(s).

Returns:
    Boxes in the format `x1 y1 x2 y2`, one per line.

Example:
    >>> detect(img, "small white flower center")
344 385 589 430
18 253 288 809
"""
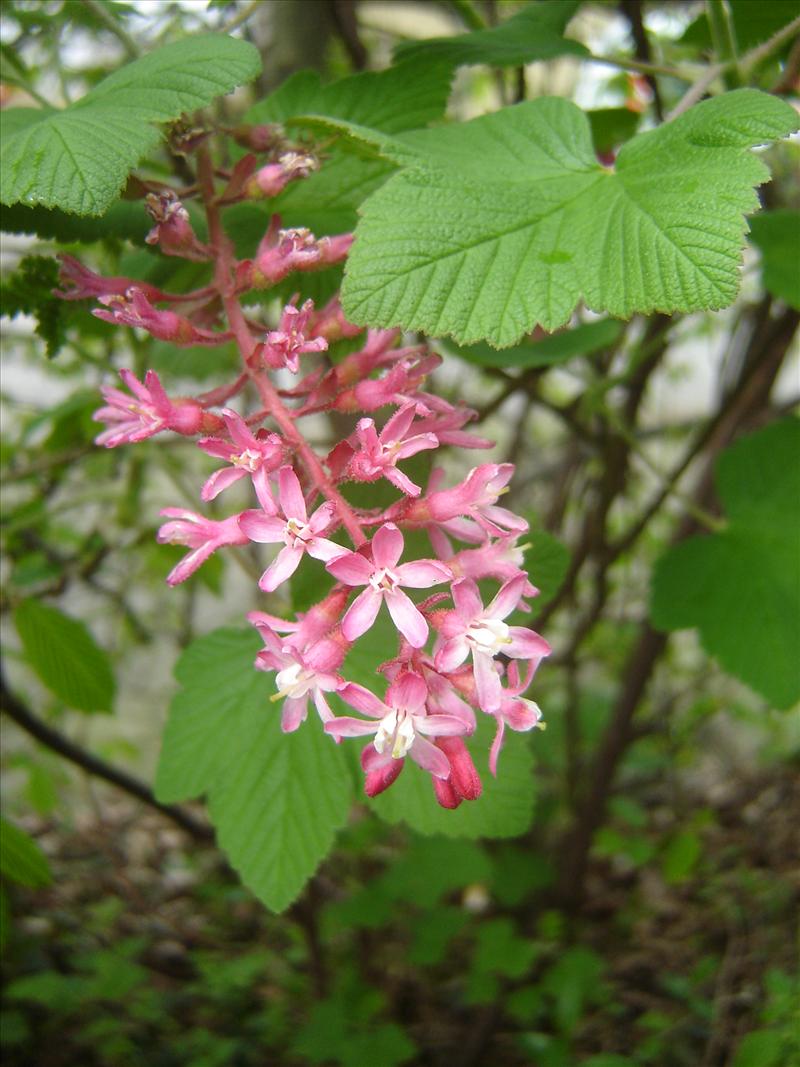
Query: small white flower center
369 567 399 594
284 517 312 547
275 663 314 698
374 709 415 760
232 448 262 471
466 618 511 655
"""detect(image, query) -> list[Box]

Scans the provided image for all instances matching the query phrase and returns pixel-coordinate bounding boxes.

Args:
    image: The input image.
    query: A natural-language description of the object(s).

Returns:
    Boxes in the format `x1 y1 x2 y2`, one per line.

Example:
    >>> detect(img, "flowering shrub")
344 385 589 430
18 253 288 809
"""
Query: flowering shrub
3 7 798 922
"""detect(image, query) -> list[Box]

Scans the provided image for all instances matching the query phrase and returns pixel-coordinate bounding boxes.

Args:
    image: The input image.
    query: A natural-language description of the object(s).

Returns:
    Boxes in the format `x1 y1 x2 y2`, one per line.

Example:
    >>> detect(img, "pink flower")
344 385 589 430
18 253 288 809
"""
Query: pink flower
488 661 544 776
248 587 350 654
347 404 438 497
435 576 551 713
326 523 451 648
254 627 341 732
198 408 285 501
261 300 328 374
326 673 469 782
94 288 230 347
93 369 209 447
431 736 482 809
450 535 538 598
408 464 529 543
306 295 364 343
145 190 211 261
237 224 353 291
245 152 317 198
410 401 493 450
156 509 249 585
239 465 343 592
54 254 166 303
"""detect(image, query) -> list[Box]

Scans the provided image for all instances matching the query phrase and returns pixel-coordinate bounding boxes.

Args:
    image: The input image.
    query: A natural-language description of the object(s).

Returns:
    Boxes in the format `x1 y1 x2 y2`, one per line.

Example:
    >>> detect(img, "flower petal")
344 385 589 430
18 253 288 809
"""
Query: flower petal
507 627 552 660
326 551 373 585
371 523 403 569
486 574 527 620
238 510 286 543
338 682 388 718
324 716 380 740
201 465 246 501
278 465 307 521
308 536 346 563
451 577 483 621
342 586 382 640
408 735 451 779
473 649 502 713
396 559 452 588
385 588 428 648
259 544 303 592
435 636 470 673
281 695 309 732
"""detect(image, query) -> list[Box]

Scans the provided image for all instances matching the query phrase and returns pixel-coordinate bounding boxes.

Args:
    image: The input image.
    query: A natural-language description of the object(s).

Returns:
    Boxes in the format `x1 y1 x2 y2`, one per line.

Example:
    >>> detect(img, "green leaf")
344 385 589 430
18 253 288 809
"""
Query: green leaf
241 60 453 235
661 830 702 884
394 1 588 67
748 210 800 309
682 0 799 54
525 530 571 607
1 35 260 215
342 91 799 347
369 714 536 839
587 108 641 155
13 599 115 713
1 201 151 244
154 628 353 912
651 419 800 709
0 255 71 357
447 319 623 369
732 1030 787 1067
0 819 52 888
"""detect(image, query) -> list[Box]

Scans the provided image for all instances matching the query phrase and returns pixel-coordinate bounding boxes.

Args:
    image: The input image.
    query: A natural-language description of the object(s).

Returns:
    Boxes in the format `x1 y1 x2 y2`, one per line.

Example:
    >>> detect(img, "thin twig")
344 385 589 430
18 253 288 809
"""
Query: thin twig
1 665 212 840
80 0 141 59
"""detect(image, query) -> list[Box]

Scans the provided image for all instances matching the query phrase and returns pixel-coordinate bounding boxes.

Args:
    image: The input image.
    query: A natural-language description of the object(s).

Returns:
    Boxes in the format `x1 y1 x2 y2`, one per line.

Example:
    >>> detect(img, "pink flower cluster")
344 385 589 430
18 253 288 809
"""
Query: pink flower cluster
65 135 549 811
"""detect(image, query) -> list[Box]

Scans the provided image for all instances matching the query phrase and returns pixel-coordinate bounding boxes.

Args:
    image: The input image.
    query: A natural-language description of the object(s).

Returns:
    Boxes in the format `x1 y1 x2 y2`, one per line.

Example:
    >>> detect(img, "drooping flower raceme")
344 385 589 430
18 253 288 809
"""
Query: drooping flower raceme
73 122 551 811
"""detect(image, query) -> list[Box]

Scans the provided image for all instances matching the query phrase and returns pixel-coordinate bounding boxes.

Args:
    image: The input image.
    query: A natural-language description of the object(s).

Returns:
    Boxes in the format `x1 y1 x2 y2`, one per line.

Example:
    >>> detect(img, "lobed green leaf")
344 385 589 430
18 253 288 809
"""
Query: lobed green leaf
342 90 799 347
0 35 261 216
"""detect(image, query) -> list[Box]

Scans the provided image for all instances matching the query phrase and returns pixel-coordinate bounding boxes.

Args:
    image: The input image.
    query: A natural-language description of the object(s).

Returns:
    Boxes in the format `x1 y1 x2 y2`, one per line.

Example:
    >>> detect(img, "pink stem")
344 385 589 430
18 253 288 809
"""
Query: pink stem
197 147 367 549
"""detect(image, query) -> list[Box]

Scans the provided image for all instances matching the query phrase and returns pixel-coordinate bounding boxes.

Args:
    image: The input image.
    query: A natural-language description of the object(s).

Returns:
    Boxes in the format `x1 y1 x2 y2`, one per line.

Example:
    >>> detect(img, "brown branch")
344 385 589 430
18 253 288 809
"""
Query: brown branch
619 0 664 120
1 664 213 841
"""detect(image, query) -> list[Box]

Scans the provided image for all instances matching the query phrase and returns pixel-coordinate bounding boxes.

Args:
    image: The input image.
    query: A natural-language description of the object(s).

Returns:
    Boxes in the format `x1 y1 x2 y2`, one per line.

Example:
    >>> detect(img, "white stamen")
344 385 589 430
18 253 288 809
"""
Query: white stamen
466 618 512 655
275 662 314 699
374 709 415 759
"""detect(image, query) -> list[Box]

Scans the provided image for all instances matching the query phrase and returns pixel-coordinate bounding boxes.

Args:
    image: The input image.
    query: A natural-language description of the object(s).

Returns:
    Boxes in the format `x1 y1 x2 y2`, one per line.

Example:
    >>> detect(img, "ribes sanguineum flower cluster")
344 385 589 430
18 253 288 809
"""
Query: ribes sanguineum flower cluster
62 122 550 810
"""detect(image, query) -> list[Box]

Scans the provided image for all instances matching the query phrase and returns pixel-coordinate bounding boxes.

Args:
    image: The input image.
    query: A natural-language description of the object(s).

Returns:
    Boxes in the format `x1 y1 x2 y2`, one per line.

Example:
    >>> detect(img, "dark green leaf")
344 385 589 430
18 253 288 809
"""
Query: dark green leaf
394 1 588 67
0 819 52 888
447 319 623 369
748 210 800 309
651 419 800 709
155 628 353 912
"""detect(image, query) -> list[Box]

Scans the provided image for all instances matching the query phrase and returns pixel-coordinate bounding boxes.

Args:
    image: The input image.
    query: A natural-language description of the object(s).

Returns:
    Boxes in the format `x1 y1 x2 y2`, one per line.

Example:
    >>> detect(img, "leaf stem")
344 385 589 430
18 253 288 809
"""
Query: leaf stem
80 0 141 59
706 0 742 88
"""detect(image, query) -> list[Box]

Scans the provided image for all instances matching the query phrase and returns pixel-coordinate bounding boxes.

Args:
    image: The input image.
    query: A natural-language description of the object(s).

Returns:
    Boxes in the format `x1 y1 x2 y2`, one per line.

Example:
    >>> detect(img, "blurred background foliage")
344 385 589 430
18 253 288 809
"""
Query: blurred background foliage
1 1 798 1065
